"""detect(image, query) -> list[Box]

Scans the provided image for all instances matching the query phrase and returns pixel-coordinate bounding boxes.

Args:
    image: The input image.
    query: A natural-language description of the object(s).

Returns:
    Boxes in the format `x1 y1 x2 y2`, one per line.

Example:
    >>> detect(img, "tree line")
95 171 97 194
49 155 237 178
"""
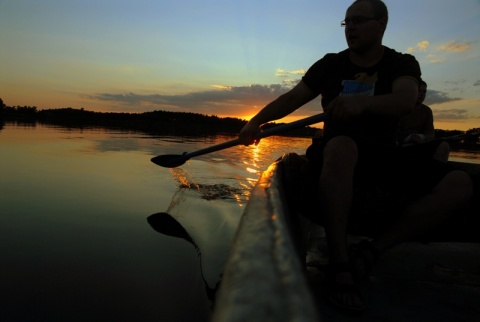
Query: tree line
0 99 318 137
0 98 478 149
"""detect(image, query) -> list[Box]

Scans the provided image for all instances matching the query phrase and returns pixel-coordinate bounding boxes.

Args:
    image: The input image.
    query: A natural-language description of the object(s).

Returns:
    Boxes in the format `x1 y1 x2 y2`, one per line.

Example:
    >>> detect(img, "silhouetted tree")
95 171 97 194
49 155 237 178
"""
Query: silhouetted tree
1 104 477 150
464 128 480 145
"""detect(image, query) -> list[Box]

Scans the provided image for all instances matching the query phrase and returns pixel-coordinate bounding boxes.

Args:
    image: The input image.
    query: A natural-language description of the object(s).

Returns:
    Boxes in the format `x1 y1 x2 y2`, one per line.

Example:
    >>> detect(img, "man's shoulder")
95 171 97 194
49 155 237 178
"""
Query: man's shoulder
307 49 349 73
419 103 433 112
382 46 421 81
322 49 349 61
384 46 418 61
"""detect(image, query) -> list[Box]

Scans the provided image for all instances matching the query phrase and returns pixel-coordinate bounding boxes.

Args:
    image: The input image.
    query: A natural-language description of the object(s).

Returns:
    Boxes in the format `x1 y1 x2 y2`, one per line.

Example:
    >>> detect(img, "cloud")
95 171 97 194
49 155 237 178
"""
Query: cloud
427 54 446 64
89 82 464 119
407 40 430 53
425 89 462 105
407 40 472 64
275 68 306 78
211 85 233 90
89 83 294 115
437 41 472 53
90 67 310 115
445 80 467 86
474 80 480 86
432 109 469 120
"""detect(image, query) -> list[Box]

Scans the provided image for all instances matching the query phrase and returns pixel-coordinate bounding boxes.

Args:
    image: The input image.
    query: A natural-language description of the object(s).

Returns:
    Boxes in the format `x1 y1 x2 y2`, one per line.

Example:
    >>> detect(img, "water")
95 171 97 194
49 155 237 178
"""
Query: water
1 122 479 322
0 122 311 322
449 149 480 164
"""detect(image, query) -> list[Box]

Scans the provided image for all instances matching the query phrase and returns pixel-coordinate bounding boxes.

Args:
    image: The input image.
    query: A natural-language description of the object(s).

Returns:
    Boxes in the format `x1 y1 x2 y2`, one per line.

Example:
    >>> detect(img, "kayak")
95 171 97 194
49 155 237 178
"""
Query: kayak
211 156 319 322
212 153 480 322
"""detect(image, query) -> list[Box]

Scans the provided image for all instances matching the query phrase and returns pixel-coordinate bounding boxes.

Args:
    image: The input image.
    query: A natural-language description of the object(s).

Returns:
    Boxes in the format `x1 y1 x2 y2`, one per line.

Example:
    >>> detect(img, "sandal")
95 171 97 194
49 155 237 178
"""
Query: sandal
349 240 380 281
325 262 365 314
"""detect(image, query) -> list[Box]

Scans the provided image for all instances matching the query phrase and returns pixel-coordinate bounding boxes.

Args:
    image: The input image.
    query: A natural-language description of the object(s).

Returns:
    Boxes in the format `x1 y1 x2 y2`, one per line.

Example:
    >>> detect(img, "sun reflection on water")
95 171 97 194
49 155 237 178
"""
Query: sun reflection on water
245 144 262 176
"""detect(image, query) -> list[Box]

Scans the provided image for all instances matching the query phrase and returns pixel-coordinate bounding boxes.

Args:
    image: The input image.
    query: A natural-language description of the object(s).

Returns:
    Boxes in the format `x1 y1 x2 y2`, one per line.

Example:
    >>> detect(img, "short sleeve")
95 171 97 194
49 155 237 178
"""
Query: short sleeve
302 53 339 95
392 52 421 86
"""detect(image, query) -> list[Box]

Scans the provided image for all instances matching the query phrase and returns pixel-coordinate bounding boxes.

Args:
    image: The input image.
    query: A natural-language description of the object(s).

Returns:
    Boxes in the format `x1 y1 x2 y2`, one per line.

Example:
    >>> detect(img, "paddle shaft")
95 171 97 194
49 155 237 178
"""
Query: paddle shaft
402 131 480 147
441 131 480 141
182 113 326 160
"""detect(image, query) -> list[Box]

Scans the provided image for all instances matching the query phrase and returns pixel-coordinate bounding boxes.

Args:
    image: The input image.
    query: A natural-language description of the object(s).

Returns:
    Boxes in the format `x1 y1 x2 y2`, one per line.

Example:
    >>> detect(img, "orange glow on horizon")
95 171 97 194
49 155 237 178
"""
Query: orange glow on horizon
3 90 476 132
233 114 324 128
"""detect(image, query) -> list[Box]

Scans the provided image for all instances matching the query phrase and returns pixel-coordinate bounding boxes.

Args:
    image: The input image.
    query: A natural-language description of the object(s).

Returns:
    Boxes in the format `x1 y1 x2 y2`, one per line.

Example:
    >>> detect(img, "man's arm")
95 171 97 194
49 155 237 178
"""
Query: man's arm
401 104 435 144
239 81 318 145
326 76 419 120
423 106 435 140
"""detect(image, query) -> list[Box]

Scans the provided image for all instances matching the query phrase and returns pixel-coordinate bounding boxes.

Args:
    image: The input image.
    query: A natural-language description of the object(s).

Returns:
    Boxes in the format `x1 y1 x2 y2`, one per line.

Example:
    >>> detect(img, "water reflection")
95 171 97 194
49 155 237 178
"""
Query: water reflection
147 212 221 306
150 183 242 313
2 121 478 321
170 166 250 201
244 144 262 176
450 150 480 164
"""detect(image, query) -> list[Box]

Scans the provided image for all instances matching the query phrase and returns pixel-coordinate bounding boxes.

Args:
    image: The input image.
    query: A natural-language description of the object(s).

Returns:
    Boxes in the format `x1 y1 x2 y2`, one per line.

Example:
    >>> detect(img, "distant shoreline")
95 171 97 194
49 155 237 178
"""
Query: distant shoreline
0 106 319 138
1 106 479 151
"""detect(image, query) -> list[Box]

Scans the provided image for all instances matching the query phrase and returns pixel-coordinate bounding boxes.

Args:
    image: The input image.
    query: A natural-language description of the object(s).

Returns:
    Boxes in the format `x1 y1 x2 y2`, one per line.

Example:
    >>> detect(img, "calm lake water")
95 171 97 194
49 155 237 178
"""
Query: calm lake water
1 122 479 322
0 122 313 322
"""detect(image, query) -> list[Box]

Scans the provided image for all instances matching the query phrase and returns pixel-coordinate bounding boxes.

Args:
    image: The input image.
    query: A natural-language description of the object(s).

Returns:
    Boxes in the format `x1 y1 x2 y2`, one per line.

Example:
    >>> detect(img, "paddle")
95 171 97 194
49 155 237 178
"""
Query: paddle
151 112 326 168
147 212 199 251
147 212 220 303
402 131 480 147
441 131 480 142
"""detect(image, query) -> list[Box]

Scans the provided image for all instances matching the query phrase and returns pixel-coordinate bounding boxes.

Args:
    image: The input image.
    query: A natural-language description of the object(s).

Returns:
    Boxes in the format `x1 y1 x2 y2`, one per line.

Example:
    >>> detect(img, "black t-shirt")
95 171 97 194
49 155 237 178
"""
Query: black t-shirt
302 46 421 145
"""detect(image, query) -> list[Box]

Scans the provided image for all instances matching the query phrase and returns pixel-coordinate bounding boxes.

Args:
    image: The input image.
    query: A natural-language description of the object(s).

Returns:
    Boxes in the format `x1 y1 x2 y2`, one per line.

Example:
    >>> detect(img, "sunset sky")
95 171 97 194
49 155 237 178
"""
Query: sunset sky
1 0 479 130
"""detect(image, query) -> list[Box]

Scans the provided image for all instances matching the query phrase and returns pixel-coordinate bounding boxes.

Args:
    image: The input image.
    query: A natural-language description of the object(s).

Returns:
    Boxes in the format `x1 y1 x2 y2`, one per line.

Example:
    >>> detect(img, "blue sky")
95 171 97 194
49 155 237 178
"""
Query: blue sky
1 0 479 130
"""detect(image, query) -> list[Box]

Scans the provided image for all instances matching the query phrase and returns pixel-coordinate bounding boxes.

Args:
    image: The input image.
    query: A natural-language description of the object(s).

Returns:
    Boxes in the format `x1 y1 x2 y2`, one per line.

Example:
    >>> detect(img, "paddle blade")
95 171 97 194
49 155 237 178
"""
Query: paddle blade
151 154 188 168
147 212 196 246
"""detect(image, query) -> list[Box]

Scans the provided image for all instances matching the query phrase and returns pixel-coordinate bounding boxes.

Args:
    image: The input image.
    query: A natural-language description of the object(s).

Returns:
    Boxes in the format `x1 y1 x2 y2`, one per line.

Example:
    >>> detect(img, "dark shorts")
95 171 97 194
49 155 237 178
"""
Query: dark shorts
304 138 454 236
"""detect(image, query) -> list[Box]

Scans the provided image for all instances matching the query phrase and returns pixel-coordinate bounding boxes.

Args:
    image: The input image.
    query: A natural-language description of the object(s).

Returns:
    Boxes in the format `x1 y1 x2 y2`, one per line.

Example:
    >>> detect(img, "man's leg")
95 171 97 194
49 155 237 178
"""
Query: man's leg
318 136 362 309
433 141 450 163
319 136 358 262
372 170 473 252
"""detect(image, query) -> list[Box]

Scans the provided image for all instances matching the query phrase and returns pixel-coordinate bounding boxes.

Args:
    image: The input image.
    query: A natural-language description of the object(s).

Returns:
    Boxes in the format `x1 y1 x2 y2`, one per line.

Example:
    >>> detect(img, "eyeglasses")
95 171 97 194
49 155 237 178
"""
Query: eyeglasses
341 16 378 27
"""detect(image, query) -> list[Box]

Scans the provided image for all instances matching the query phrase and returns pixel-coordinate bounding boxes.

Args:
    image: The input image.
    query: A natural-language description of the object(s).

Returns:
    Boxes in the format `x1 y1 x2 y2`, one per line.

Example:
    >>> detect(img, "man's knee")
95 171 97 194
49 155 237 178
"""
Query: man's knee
323 136 358 166
436 170 473 204
433 141 450 163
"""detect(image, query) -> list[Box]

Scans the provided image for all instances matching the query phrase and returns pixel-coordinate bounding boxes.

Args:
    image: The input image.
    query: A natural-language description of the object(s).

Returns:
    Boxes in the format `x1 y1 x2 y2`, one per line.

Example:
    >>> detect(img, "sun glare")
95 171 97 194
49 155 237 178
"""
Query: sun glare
240 114 256 121
242 142 264 176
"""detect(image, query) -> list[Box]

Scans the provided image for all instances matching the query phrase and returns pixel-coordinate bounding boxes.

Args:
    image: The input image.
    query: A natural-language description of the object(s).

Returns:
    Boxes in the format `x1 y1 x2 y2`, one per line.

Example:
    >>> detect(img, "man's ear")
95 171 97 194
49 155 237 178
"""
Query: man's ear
378 16 388 33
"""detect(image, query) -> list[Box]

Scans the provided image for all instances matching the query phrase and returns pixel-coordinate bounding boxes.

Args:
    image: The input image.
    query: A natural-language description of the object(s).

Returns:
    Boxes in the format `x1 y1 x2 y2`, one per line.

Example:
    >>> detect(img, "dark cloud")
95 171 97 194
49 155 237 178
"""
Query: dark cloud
425 89 461 105
445 80 466 86
432 109 469 120
89 82 466 119
474 80 480 86
89 83 293 115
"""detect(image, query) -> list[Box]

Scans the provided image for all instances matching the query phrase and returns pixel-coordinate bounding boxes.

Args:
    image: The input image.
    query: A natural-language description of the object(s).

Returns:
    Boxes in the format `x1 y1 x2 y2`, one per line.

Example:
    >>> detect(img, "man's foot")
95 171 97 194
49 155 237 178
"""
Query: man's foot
349 240 380 280
325 262 365 314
